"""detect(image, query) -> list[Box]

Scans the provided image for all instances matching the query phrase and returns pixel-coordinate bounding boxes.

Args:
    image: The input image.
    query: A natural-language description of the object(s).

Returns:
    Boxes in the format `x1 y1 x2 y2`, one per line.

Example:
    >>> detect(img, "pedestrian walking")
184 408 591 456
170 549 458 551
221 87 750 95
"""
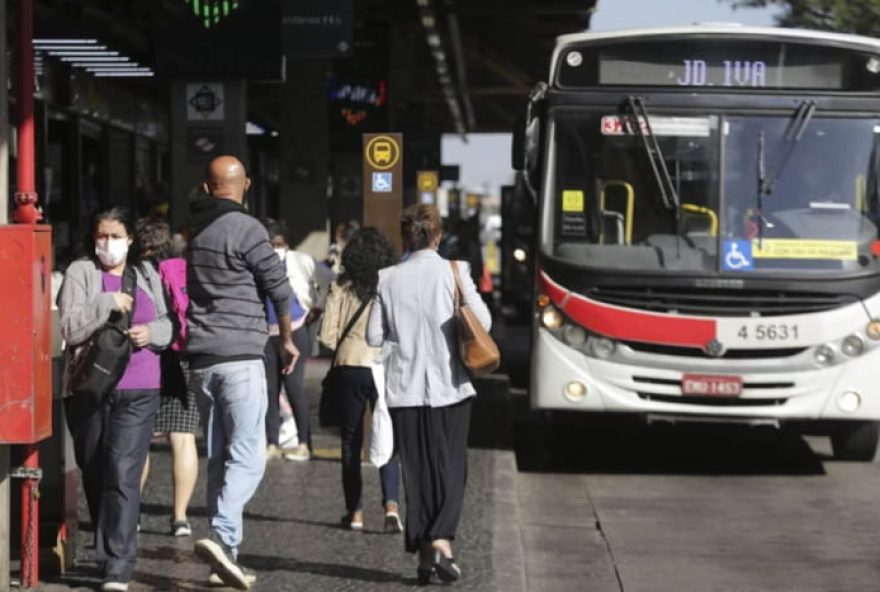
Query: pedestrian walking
136 217 199 538
263 218 334 461
59 207 172 592
367 204 491 585
317 228 402 533
186 155 298 590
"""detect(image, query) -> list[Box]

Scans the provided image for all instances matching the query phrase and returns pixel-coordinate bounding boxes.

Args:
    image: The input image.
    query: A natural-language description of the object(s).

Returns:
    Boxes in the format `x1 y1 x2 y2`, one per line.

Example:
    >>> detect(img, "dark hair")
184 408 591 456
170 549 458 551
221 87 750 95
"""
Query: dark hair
136 216 174 261
400 204 442 251
338 228 396 302
262 218 290 244
335 219 360 244
84 207 141 266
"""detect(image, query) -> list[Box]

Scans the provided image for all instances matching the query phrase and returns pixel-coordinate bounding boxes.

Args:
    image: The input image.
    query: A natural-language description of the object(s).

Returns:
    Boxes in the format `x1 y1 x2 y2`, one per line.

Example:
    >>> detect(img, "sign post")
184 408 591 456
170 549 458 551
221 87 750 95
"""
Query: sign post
363 133 403 254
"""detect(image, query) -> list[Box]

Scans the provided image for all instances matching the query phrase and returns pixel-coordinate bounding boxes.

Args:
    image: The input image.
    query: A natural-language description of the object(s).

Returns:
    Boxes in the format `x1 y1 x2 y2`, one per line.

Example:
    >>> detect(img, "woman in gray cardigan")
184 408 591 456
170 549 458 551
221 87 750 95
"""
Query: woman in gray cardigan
58 207 171 592
367 204 491 585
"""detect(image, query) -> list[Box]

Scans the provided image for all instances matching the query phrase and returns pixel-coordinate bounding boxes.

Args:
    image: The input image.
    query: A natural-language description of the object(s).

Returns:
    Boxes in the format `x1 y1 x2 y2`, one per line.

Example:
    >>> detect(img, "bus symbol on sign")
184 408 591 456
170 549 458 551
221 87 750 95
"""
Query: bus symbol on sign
365 135 401 170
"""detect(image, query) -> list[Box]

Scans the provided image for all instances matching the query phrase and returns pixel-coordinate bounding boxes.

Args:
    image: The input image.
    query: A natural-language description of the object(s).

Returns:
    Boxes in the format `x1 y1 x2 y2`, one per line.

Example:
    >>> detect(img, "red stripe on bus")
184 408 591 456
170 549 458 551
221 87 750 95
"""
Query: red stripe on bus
540 271 716 347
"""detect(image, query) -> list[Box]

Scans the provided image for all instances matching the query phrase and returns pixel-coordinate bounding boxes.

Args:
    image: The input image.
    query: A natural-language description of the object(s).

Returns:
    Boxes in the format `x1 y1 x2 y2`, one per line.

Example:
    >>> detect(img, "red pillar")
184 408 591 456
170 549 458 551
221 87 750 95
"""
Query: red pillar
15 0 42 588
14 0 40 224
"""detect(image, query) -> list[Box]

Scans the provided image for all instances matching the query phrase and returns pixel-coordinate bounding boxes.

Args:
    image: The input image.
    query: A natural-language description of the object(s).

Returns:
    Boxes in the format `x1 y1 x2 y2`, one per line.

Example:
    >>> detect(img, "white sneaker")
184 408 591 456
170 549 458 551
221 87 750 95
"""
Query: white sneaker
194 536 251 590
209 567 257 587
102 582 129 592
283 443 310 462
384 509 403 534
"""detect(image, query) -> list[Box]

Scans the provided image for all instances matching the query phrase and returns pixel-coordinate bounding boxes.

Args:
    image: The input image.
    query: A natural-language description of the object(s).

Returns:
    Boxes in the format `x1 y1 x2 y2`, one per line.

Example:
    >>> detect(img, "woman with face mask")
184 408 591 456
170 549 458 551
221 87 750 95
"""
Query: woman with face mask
58 207 172 592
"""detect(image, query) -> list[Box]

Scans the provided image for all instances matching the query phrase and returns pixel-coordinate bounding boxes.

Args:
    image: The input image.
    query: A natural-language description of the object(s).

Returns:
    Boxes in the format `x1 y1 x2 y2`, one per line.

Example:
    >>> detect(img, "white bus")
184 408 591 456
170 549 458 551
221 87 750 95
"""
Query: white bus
513 25 880 460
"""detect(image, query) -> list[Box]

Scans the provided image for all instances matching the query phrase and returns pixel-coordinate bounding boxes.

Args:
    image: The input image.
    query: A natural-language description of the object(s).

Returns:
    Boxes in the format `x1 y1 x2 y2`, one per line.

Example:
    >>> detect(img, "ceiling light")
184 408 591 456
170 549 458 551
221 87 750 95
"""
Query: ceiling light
36 45 108 51
93 72 154 78
34 38 98 45
46 51 120 57
60 57 131 63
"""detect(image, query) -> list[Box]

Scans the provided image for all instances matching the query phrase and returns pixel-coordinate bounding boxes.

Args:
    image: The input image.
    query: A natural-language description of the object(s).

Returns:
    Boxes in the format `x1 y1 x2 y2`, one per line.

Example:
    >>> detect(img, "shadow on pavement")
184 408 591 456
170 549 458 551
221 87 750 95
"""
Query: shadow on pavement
237 553 405 584
513 413 827 476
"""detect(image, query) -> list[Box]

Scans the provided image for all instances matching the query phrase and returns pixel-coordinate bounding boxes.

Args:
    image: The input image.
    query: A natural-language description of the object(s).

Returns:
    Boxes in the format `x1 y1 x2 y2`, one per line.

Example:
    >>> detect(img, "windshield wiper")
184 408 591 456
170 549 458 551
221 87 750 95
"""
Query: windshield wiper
626 96 680 211
755 100 816 241
758 100 817 199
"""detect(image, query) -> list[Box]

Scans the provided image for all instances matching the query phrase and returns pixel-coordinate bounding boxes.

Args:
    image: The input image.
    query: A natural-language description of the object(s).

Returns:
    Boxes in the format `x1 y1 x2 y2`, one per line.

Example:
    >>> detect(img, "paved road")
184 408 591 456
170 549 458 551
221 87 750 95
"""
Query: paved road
35 352 880 591
512 416 880 592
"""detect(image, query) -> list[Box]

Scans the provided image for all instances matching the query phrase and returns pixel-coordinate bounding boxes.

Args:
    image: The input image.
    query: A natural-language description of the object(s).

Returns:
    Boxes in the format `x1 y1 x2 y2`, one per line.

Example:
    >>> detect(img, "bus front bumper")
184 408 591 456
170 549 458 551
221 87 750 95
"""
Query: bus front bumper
530 327 880 422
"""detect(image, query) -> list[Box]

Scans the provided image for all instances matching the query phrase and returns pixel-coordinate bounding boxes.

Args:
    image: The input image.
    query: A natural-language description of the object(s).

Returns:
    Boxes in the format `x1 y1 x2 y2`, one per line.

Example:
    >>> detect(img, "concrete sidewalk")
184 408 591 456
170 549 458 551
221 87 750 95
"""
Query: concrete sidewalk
40 358 528 591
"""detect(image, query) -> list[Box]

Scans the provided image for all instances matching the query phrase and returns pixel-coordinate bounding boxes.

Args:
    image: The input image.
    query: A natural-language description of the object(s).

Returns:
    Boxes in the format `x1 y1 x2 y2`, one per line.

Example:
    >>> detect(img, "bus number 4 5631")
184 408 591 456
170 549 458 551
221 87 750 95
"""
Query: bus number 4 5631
737 324 800 341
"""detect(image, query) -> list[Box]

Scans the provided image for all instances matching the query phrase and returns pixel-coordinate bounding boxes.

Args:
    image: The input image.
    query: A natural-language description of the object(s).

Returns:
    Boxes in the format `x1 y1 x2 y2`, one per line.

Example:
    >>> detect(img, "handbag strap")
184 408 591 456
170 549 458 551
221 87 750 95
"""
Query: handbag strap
330 298 370 366
110 264 138 330
450 260 464 311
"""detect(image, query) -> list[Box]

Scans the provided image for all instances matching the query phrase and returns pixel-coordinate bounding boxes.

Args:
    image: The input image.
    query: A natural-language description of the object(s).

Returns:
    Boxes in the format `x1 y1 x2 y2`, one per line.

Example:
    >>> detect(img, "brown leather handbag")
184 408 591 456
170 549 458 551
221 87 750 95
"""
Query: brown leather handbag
450 260 500 375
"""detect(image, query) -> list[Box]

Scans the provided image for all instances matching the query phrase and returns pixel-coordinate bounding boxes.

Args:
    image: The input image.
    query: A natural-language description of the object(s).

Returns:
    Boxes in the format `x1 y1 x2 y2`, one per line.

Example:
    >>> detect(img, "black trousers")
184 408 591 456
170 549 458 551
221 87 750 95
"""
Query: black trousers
336 367 400 513
264 327 312 446
64 388 159 582
391 398 471 554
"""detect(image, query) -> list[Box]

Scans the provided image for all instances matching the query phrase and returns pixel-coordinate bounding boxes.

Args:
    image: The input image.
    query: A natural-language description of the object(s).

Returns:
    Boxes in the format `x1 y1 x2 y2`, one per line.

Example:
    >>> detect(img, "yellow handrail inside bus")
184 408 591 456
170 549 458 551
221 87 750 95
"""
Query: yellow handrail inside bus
856 175 866 212
599 181 634 245
680 203 718 236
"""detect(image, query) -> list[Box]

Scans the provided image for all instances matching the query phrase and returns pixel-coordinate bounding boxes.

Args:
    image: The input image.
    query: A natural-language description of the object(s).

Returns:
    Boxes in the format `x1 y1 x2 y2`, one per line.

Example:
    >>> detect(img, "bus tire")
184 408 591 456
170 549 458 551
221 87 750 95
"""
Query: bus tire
830 421 880 461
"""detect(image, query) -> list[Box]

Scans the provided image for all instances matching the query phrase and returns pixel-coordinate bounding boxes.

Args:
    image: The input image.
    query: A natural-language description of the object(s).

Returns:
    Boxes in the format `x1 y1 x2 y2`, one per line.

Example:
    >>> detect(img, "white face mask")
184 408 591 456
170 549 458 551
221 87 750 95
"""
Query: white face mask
96 238 129 268
274 247 287 262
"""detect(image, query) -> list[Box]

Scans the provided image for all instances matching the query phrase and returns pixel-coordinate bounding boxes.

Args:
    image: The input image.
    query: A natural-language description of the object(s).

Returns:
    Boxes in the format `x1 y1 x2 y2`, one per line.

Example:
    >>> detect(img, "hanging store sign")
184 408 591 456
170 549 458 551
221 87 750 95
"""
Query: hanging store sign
282 0 353 57
186 83 225 121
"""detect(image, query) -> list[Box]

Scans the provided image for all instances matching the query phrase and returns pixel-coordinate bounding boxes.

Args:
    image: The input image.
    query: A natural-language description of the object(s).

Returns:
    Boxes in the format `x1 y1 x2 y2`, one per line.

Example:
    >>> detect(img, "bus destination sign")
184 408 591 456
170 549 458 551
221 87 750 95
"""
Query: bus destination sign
557 39 880 91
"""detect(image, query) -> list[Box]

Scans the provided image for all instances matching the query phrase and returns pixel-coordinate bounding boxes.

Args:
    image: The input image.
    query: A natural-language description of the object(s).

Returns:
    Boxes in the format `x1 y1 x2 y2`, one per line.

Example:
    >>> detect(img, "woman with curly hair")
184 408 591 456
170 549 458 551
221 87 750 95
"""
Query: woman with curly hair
318 227 402 532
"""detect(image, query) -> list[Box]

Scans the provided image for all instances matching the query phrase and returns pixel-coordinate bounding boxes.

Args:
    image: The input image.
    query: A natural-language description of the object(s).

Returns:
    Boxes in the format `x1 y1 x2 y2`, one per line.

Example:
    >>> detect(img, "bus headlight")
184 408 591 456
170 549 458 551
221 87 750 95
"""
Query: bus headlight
837 390 862 413
542 307 563 329
814 344 835 366
866 320 880 340
564 381 588 402
842 334 865 357
562 324 587 347
590 337 616 359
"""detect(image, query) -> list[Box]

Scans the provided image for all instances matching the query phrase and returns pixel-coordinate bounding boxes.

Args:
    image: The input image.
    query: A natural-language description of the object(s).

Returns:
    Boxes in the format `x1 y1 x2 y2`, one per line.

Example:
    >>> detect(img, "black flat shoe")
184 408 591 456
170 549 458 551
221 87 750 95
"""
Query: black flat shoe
417 567 434 586
432 551 460 583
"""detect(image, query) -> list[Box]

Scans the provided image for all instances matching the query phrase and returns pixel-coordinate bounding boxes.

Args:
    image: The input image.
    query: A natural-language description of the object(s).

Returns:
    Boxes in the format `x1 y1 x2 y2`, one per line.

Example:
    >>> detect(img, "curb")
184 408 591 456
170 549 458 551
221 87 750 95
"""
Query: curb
490 450 527 592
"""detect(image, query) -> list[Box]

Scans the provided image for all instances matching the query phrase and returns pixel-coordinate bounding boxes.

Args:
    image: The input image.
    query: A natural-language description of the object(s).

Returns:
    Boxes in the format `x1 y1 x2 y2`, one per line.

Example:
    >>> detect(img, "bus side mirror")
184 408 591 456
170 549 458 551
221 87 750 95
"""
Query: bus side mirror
512 116 526 171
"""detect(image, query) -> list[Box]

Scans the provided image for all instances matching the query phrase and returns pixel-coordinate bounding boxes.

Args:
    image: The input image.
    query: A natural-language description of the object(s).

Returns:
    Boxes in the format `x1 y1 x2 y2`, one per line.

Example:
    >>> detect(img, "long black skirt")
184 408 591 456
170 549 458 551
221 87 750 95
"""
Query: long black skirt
390 398 472 554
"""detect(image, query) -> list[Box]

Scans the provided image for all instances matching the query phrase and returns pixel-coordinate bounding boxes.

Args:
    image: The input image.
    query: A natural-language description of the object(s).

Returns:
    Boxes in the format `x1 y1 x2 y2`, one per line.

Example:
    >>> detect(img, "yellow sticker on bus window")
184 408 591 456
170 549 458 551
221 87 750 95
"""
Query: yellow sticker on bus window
562 190 585 212
751 239 858 260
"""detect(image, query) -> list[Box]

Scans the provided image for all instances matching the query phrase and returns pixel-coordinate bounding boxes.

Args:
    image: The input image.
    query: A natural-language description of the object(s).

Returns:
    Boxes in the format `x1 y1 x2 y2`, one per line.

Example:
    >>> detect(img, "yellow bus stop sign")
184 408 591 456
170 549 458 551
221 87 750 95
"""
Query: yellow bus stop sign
417 170 439 192
365 135 401 170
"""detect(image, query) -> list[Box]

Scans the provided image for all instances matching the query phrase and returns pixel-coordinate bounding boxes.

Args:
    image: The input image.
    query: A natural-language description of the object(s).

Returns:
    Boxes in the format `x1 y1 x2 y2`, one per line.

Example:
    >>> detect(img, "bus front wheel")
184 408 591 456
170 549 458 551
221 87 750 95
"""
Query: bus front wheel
830 421 880 461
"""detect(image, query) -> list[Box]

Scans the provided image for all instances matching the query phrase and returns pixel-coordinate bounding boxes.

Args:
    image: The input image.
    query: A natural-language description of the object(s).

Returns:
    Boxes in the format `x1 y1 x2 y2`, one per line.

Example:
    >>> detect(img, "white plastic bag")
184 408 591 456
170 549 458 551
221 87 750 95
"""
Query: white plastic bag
369 351 394 467
278 414 299 449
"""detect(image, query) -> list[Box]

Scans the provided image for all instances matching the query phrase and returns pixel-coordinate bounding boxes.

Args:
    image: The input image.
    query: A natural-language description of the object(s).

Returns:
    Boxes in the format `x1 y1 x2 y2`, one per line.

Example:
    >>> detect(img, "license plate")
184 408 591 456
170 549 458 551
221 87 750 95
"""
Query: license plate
681 374 743 397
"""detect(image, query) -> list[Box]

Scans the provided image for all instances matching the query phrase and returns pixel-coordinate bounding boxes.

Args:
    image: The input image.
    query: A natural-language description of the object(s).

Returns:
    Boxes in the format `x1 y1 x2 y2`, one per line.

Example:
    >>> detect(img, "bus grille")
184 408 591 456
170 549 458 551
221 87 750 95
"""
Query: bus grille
637 394 787 407
623 341 807 359
633 376 793 407
588 286 855 317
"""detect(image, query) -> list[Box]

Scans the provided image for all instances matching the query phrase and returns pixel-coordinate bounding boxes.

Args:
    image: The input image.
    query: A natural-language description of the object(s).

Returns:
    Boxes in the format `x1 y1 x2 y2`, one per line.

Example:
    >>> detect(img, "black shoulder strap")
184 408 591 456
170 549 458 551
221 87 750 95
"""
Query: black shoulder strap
118 264 138 329
330 298 370 366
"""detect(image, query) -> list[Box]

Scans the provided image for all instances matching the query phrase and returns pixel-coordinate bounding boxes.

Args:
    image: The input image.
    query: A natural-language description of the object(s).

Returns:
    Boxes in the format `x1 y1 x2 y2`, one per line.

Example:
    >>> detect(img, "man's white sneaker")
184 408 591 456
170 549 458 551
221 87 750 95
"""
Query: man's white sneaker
194 535 251 590
209 567 257 587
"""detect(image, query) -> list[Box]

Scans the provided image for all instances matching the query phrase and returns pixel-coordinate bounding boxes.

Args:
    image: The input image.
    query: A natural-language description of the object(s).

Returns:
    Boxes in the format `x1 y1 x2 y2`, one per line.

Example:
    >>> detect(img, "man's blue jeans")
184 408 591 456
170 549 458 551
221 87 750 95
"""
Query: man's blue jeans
190 360 267 556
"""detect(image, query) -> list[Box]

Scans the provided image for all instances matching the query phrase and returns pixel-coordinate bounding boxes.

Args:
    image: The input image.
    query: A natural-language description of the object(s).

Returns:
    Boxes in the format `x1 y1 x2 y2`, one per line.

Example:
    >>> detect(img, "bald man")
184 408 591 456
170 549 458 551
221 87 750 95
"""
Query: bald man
185 156 298 589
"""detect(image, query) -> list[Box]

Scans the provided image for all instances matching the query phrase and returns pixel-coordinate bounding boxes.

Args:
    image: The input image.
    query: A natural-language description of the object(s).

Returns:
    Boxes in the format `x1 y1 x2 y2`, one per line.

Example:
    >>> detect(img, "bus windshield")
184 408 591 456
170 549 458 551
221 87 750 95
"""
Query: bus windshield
547 109 880 275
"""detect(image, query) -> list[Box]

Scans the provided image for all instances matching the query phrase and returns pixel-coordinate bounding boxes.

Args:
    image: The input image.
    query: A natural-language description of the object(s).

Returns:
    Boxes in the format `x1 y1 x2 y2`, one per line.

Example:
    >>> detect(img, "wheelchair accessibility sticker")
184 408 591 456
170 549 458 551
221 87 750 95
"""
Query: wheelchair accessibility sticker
372 172 393 193
723 240 753 271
